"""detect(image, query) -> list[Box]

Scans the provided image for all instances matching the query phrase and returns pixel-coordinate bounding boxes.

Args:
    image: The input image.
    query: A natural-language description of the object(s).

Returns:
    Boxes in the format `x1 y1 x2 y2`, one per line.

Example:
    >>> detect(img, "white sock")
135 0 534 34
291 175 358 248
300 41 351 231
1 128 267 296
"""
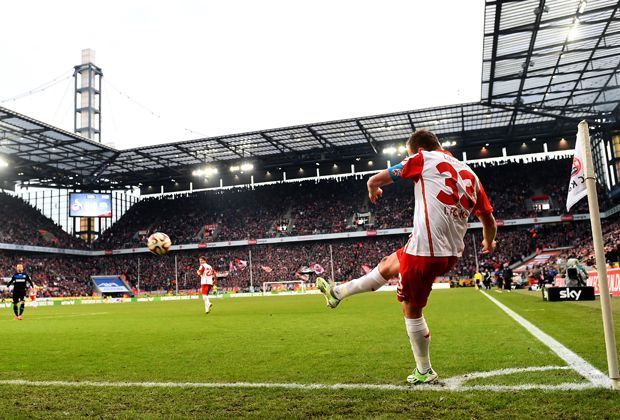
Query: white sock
404 316 432 372
333 266 387 299
203 295 210 310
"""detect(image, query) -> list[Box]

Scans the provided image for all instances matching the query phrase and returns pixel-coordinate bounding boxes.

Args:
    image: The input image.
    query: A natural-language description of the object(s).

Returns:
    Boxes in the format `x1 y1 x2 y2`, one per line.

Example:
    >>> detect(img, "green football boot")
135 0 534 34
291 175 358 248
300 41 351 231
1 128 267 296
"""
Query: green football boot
316 277 340 309
406 368 438 385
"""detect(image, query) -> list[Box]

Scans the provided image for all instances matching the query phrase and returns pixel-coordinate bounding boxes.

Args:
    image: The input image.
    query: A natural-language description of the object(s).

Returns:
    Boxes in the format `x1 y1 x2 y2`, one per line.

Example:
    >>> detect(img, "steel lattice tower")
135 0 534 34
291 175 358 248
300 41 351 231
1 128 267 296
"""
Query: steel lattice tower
73 49 102 142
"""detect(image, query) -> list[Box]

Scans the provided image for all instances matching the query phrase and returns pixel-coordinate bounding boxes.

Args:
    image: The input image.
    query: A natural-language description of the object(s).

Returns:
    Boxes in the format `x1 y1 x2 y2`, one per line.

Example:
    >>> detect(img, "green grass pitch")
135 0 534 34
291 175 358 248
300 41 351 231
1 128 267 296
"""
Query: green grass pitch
0 289 619 418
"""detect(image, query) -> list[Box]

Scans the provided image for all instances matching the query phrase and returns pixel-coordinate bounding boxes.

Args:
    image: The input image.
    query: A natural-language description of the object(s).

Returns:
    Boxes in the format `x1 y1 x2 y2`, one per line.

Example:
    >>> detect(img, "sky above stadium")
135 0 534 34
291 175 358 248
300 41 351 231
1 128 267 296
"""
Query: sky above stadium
0 0 484 149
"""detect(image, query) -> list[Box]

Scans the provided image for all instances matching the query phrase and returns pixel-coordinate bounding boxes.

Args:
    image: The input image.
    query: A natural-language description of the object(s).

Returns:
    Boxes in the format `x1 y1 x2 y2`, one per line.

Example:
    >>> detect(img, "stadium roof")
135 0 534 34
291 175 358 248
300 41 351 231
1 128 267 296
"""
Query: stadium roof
0 107 118 186
105 101 595 181
1 0 619 189
482 0 620 114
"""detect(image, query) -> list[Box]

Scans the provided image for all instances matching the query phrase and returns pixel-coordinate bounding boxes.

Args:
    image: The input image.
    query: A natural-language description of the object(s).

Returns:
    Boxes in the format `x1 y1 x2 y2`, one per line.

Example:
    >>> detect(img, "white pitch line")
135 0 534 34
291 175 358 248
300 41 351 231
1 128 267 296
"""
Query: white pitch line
30 312 109 320
0 365 598 393
443 365 572 389
480 291 611 389
453 365 572 379
0 312 109 322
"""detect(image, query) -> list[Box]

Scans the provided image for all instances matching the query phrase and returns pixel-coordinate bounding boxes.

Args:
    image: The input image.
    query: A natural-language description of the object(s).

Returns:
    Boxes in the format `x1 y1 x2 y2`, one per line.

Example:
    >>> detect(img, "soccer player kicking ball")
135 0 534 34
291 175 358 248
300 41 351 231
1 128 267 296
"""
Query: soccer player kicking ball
7 263 35 320
197 256 215 314
317 129 497 385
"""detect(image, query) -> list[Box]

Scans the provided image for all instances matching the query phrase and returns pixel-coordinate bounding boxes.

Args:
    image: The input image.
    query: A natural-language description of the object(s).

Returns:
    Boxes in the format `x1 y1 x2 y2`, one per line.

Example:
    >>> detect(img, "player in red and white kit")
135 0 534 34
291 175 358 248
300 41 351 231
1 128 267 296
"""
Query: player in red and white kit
29 285 38 308
317 129 497 385
197 256 215 314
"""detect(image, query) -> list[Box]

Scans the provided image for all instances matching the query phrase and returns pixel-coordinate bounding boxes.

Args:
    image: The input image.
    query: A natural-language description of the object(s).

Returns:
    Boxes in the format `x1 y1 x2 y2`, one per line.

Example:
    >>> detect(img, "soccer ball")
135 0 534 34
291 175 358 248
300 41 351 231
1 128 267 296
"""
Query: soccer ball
147 232 172 256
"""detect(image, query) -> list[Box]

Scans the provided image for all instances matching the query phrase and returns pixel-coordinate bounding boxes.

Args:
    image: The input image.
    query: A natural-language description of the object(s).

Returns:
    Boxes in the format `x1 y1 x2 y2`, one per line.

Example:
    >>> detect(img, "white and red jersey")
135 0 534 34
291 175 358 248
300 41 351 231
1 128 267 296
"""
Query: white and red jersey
388 150 493 257
198 263 214 285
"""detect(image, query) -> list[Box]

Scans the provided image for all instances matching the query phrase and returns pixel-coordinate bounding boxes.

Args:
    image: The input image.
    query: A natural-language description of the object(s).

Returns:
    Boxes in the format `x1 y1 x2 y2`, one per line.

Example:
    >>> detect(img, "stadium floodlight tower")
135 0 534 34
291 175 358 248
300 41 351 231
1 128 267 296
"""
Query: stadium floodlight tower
73 48 102 143
73 49 103 243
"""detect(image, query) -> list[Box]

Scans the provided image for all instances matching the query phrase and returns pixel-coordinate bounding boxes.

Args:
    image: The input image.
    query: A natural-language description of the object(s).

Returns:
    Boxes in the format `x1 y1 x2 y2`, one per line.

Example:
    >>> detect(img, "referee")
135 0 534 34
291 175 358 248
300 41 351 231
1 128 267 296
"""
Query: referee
6 263 34 320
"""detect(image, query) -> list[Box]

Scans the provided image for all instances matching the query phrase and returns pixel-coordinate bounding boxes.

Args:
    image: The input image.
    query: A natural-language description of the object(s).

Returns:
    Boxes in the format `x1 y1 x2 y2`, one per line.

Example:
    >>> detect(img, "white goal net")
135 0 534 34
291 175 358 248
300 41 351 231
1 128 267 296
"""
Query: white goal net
262 280 307 295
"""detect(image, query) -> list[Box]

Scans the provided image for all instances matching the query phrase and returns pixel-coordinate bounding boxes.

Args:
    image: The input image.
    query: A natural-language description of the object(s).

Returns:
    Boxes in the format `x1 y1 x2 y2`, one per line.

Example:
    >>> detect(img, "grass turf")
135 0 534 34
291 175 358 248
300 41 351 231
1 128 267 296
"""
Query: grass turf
0 288 618 418
490 289 620 373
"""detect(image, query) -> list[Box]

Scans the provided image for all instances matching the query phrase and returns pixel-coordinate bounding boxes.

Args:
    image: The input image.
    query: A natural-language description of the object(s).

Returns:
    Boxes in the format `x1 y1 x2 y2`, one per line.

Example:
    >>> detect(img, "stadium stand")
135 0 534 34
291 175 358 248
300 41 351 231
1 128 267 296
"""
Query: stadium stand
1 153 619 298
0 158 612 254
478 159 613 218
93 180 366 249
0 192 87 249
2 218 620 297
0 252 92 297
92 158 615 249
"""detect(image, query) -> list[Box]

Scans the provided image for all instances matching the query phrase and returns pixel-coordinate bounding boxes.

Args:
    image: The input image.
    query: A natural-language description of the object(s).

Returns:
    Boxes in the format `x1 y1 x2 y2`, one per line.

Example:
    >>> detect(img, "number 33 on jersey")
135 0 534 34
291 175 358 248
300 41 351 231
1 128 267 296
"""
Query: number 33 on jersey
388 150 493 258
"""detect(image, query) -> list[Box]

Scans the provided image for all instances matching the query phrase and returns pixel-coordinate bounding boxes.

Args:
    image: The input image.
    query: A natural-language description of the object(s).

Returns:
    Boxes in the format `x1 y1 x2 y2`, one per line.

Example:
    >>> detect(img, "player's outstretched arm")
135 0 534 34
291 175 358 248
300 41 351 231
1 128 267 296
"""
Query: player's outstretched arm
478 212 497 254
367 170 393 204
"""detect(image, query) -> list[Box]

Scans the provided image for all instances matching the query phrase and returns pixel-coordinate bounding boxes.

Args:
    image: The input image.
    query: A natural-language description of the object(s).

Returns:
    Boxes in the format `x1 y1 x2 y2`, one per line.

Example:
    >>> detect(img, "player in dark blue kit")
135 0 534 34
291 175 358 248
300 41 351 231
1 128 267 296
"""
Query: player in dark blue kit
7 263 35 320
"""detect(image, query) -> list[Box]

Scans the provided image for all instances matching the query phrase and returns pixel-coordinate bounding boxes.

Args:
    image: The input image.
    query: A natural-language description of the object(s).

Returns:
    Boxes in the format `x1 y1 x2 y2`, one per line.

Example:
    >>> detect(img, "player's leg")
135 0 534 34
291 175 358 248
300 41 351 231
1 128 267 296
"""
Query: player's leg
201 285 212 313
398 256 435 384
12 295 19 319
316 251 399 308
201 285 208 311
333 251 398 298
496 276 503 292
18 296 25 318
400 255 457 385
403 300 436 384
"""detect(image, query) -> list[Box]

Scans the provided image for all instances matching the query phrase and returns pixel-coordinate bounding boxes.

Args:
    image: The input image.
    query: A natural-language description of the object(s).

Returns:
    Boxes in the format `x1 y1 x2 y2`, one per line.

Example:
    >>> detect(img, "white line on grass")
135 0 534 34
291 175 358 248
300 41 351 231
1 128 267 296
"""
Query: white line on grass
0 366 597 393
443 365 572 389
0 312 110 322
480 291 611 389
30 312 109 320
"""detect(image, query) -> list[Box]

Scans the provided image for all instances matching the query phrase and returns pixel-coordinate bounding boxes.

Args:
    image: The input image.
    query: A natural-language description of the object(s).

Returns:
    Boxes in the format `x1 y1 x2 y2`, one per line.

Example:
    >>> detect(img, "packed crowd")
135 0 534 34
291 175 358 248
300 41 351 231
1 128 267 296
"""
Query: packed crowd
0 252 93 297
0 236 406 296
566 218 620 265
0 193 86 249
93 157 616 250
0 158 616 251
2 216 620 297
457 219 620 289
94 180 367 249
1 154 619 297
475 158 613 218
454 221 597 276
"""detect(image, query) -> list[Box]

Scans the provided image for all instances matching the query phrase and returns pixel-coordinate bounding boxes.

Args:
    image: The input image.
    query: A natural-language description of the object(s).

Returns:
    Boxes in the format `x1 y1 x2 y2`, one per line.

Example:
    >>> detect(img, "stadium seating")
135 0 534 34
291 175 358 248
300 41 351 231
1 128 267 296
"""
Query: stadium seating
94 180 366 249
0 193 87 249
1 157 619 297
93 158 616 249
0 252 93 297
0 159 614 252
478 159 612 218
2 218 620 297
